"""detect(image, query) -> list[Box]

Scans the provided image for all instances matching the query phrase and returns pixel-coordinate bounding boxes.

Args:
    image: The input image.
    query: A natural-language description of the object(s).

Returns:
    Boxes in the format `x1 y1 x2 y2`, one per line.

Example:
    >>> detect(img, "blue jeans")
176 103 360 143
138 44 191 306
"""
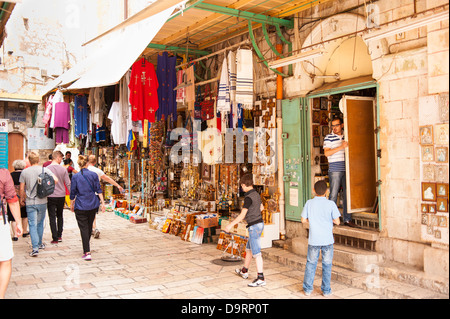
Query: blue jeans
303 244 334 295
328 171 350 222
26 204 47 251
246 222 264 257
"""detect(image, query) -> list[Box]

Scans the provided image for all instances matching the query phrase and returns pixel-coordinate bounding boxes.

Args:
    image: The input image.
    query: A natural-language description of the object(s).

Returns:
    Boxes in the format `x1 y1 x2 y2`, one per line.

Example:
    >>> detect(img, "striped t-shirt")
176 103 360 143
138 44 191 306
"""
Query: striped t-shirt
323 132 345 172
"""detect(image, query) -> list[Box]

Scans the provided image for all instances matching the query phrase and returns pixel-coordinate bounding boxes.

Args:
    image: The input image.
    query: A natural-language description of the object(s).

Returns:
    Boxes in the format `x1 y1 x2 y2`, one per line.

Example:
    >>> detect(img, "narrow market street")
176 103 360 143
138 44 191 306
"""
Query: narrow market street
5 209 448 300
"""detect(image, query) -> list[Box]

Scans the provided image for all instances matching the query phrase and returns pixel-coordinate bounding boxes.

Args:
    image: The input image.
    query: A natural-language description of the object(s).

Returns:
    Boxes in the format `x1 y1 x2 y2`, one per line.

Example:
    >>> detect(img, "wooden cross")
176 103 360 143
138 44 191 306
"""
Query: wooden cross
262 113 271 128
253 104 262 126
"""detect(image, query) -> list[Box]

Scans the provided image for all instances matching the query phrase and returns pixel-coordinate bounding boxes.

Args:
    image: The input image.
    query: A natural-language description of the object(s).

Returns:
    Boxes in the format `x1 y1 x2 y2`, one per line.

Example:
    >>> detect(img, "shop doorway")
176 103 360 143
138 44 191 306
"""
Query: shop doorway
308 83 380 230
8 132 25 172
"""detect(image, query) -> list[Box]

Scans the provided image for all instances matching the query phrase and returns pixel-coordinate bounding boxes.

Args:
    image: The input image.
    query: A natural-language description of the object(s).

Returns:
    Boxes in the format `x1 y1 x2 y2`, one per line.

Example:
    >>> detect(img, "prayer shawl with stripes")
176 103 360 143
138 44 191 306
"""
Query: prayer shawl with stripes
236 49 254 110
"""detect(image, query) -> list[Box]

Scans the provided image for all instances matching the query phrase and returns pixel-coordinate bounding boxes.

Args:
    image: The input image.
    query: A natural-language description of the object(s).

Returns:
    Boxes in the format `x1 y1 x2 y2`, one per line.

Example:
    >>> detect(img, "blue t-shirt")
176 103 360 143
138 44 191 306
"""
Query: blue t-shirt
301 196 341 246
70 169 102 211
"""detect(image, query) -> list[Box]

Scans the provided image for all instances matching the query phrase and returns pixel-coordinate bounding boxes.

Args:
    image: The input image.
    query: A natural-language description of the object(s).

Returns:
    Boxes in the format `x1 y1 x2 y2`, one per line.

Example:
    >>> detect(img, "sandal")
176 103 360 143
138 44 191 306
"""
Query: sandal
12 237 18 241
22 232 29 238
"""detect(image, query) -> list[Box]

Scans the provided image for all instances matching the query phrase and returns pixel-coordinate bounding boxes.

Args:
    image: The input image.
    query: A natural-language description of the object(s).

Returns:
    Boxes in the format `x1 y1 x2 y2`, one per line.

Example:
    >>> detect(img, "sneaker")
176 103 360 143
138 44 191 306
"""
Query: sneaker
323 291 332 297
29 250 39 257
303 290 312 296
51 240 58 244
82 253 91 261
93 229 100 239
248 278 266 287
235 268 249 279
58 237 62 242
39 243 46 250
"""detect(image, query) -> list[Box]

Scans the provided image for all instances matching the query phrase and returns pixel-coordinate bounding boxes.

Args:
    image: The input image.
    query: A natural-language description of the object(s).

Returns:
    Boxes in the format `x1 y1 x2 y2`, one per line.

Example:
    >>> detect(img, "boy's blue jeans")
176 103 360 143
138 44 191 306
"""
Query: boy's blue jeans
26 204 47 251
303 244 334 295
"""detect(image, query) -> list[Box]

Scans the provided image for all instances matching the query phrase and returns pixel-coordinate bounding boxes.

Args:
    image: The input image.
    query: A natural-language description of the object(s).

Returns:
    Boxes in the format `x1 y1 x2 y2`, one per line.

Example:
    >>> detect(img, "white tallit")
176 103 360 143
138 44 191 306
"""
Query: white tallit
235 48 254 109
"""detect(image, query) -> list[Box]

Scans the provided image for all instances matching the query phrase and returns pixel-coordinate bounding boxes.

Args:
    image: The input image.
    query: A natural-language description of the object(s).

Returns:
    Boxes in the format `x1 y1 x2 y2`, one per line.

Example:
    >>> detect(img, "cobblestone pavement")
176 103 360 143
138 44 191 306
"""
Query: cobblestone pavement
5 210 448 300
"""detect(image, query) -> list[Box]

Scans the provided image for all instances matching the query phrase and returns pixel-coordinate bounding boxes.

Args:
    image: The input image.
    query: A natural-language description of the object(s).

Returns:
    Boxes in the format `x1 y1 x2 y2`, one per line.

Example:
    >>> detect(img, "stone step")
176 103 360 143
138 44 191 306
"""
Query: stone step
303 223 379 242
261 246 449 298
291 236 384 273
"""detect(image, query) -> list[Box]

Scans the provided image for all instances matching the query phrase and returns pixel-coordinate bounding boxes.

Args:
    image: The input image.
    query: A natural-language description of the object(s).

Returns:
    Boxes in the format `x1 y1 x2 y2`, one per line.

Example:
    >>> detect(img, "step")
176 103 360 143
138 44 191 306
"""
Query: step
261 246 449 298
291 236 384 273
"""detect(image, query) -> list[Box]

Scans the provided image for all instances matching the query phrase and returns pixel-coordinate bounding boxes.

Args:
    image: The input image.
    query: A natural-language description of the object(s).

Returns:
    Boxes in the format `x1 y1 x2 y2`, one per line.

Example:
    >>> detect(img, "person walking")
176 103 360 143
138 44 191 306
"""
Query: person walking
87 154 123 239
70 155 105 261
19 151 58 257
301 180 341 297
6 160 28 241
0 168 23 299
225 174 266 287
46 151 71 244
323 117 356 227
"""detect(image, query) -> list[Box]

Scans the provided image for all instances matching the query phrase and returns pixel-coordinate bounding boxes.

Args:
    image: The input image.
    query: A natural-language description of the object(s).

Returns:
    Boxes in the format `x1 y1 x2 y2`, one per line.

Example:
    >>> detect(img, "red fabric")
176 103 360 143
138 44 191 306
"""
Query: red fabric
129 58 159 122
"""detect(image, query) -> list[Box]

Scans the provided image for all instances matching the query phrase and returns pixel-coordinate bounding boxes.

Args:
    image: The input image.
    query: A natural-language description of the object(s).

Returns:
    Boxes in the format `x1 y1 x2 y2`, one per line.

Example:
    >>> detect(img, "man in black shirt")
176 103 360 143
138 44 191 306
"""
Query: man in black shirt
225 174 265 287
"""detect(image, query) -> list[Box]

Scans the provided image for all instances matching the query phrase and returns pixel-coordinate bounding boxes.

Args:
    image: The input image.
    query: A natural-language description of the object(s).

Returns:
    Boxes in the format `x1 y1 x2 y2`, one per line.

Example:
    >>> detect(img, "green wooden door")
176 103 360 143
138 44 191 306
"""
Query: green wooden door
282 98 311 221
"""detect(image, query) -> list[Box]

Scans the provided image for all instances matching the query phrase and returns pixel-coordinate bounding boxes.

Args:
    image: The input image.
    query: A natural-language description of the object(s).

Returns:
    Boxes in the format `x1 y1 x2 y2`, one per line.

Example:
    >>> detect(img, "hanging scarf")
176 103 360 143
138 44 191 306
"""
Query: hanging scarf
236 49 254 109
217 53 230 114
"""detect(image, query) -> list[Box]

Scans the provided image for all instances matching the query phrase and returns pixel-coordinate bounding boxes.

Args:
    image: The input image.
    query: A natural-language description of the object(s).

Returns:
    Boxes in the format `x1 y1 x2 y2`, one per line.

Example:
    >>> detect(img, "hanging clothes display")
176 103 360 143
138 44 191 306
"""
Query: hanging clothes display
50 89 64 129
156 51 177 123
176 69 186 104
88 87 106 125
74 94 88 137
129 58 159 123
53 101 71 144
235 49 254 109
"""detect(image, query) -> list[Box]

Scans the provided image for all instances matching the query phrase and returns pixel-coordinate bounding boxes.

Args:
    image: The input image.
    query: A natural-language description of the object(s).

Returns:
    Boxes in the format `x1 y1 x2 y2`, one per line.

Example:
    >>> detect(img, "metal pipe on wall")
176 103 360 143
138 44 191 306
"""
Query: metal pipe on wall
276 39 286 239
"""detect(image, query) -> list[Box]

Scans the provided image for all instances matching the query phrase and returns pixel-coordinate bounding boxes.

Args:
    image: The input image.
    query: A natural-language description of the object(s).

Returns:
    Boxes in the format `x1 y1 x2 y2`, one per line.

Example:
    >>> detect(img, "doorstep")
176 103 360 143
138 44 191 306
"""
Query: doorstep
264 242 449 297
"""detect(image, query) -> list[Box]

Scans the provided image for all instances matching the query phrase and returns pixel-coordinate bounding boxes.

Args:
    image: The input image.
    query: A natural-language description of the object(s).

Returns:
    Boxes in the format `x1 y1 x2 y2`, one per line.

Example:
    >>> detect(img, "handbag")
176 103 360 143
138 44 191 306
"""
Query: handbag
201 84 215 121
194 86 203 120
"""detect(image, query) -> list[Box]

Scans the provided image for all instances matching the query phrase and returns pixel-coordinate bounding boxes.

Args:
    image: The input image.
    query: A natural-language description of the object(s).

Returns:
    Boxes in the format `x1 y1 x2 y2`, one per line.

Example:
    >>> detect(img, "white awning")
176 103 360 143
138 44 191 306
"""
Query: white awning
67 3 179 90
40 1 182 96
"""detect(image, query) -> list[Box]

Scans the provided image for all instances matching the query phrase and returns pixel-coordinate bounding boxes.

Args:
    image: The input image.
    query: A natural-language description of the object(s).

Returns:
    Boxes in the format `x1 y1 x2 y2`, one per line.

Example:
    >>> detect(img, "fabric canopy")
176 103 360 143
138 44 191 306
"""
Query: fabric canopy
67 3 179 90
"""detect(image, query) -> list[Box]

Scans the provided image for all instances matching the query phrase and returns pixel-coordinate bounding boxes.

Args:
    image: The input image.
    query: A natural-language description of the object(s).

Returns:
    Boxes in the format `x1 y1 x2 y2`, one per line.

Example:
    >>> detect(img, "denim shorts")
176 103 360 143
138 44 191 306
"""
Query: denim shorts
246 222 264 257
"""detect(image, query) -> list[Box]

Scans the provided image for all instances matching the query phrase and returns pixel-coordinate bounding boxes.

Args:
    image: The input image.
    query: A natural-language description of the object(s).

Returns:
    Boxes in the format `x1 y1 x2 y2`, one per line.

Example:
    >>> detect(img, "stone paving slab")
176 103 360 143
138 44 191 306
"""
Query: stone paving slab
4 209 448 300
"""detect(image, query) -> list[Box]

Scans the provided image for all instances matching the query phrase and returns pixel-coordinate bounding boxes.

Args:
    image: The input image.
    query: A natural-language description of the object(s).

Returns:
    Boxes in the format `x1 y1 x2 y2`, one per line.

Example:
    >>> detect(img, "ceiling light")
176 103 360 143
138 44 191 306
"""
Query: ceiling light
268 48 325 69
363 9 449 42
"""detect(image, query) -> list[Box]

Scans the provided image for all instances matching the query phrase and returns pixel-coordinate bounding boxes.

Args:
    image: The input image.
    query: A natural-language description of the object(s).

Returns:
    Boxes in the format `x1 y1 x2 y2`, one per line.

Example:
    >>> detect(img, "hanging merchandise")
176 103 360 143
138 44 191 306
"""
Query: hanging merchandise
235 48 254 110
217 52 230 115
53 101 71 144
201 84 215 121
176 69 186 104
74 94 88 138
156 52 177 124
185 65 195 111
194 86 203 120
108 101 127 145
50 89 64 129
129 58 159 123
88 87 107 125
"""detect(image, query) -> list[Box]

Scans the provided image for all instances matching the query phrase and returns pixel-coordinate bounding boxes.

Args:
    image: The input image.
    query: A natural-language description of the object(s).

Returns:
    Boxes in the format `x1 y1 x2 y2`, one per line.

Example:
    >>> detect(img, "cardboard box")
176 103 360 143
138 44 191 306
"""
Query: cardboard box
196 216 218 228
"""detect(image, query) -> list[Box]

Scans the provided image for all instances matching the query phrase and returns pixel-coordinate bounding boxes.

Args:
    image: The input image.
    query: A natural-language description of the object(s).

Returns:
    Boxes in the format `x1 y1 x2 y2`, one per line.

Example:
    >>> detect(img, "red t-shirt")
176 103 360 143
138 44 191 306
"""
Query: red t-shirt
0 168 19 204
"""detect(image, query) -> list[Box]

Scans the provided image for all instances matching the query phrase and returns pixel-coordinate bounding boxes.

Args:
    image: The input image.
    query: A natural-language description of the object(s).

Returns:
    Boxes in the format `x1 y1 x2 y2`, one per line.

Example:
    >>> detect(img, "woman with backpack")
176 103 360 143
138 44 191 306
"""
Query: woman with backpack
70 155 105 261
7 160 28 241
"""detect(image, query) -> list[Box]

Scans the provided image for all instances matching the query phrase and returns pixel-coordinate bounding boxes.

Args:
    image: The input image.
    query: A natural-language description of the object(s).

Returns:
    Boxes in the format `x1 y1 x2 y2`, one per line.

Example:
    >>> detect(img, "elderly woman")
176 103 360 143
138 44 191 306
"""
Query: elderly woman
70 155 105 261
7 160 28 241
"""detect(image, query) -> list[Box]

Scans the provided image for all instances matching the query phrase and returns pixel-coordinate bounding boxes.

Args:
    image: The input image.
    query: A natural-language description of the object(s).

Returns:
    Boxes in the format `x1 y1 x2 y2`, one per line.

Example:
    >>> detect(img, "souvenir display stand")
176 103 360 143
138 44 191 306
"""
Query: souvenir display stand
43 48 282 251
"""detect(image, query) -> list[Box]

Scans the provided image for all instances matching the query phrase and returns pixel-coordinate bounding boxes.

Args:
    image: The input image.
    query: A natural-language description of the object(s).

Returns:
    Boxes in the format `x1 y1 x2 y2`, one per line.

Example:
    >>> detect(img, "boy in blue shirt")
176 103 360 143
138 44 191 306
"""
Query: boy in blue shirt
301 180 341 297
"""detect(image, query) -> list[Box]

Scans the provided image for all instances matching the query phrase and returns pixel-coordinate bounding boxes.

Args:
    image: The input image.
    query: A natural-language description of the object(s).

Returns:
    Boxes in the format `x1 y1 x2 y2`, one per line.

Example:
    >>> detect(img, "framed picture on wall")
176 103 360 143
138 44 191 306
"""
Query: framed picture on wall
312 125 320 136
434 123 449 145
322 126 330 136
429 204 437 214
313 136 320 147
435 147 448 163
422 182 436 201
437 198 448 212
421 213 428 225
320 97 328 110
320 111 329 125
312 98 320 109
312 110 320 124
419 125 433 145
421 146 434 162
421 203 428 213
436 183 448 198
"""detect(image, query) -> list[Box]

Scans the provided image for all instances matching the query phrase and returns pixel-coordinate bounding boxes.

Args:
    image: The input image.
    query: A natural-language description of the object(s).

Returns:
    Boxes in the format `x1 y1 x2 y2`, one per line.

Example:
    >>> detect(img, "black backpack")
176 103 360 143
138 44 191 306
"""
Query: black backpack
31 167 55 199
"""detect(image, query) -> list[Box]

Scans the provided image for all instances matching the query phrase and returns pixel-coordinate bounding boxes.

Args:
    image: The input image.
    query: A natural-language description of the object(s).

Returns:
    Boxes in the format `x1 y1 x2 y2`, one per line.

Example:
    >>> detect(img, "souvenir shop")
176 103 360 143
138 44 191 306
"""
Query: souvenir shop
43 46 282 257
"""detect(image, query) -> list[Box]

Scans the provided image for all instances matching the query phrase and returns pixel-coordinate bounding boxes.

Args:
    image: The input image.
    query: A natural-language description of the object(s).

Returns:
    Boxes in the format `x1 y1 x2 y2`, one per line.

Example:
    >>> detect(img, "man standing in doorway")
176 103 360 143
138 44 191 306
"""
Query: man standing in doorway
323 117 356 227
